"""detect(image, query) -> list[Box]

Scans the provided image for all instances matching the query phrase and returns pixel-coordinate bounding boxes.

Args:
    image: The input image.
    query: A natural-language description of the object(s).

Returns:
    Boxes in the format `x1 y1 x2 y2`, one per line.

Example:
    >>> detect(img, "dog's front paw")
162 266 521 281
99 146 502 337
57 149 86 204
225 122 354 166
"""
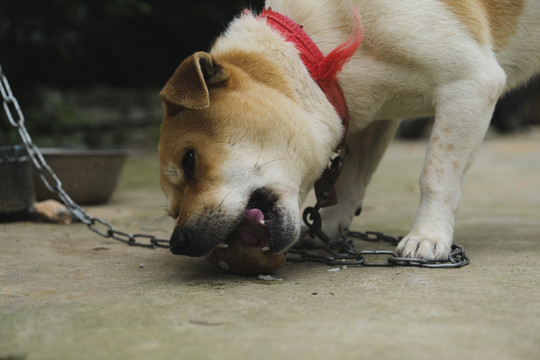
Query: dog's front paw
396 233 451 259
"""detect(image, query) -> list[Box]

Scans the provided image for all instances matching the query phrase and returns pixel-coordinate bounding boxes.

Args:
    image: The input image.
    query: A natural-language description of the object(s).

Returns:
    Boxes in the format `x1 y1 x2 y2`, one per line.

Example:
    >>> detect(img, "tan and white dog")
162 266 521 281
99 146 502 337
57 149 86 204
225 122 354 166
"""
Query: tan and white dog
159 0 540 259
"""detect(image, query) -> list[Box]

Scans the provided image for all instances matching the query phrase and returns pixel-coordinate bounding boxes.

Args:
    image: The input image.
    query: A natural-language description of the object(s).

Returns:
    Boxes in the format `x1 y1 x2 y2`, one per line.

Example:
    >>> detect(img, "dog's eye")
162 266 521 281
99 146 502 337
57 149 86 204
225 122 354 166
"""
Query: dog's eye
182 149 196 179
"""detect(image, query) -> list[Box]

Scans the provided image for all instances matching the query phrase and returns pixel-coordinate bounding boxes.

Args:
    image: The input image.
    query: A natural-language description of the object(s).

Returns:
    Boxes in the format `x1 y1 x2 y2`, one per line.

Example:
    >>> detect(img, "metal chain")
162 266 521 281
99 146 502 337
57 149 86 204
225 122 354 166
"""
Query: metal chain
300 147 470 268
1 64 469 267
288 231 470 268
1 64 169 249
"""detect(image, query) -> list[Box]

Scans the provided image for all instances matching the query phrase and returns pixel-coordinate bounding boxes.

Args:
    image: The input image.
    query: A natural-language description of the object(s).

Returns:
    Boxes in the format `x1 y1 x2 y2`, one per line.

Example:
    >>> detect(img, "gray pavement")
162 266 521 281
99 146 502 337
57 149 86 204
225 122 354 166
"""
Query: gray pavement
1 127 539 360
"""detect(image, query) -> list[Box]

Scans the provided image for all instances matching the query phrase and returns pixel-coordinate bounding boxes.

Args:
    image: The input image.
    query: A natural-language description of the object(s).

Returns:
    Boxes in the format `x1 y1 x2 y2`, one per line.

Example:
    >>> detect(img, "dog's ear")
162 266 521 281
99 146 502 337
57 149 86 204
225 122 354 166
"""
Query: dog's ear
160 52 229 111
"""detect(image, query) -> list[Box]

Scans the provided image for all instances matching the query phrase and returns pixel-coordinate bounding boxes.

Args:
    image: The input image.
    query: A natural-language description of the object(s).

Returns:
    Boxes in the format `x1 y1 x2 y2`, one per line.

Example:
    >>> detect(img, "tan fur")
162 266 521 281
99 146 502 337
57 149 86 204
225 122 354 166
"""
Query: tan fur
159 109 225 222
483 0 524 49
218 50 297 99
438 0 524 50
161 53 227 110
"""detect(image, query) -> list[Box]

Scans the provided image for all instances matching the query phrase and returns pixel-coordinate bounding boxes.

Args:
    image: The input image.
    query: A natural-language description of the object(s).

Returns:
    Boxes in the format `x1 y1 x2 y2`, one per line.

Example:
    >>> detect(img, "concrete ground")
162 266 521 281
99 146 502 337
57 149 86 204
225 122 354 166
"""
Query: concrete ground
1 127 539 360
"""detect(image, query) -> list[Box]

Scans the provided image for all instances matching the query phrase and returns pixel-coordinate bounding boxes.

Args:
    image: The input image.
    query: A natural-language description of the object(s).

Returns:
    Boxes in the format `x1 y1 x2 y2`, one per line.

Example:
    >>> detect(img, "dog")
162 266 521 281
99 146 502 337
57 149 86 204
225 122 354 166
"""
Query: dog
159 0 540 259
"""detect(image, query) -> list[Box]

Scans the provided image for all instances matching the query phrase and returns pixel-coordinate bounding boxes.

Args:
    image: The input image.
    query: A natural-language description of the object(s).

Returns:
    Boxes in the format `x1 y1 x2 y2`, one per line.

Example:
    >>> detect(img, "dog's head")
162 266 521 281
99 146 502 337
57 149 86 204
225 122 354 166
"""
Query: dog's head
159 51 340 257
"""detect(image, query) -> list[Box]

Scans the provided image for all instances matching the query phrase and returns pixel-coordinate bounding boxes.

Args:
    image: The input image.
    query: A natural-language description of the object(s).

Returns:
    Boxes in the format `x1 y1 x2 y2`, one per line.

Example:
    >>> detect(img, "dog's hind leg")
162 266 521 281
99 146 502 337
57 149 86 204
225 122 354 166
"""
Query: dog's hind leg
396 62 507 259
298 119 400 248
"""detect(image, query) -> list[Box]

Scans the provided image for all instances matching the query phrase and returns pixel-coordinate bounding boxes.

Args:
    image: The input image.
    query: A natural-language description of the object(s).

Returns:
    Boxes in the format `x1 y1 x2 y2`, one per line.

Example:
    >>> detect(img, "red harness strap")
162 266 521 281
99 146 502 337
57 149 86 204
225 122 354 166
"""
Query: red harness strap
257 8 363 148
257 8 363 206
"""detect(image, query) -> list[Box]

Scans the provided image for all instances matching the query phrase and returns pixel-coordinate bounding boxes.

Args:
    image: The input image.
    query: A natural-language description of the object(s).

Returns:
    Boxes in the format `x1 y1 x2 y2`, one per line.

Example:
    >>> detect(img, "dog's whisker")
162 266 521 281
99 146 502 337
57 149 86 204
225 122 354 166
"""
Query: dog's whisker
256 158 289 170
154 213 172 225
138 213 174 232
217 184 243 210
200 194 208 212
254 143 265 169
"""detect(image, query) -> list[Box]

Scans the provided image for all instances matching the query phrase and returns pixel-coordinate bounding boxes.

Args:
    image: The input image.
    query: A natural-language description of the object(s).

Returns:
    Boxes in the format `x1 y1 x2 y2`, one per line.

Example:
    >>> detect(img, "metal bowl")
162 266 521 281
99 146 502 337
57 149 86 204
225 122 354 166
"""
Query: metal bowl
33 148 129 205
0 145 35 214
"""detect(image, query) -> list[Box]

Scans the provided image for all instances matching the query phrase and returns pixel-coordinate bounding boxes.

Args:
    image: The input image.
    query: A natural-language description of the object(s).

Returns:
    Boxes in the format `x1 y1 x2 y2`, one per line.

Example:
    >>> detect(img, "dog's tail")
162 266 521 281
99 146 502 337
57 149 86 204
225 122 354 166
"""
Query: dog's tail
316 8 363 85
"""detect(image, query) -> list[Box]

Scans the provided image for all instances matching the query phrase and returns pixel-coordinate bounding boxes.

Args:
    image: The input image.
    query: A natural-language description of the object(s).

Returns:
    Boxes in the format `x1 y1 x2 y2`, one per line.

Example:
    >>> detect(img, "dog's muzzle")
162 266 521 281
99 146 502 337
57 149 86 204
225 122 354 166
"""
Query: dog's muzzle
168 187 297 257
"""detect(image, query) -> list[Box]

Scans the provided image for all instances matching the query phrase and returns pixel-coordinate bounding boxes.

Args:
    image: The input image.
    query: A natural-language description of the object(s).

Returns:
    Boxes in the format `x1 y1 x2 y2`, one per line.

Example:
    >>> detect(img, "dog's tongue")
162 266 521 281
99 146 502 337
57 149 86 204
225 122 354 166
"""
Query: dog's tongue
236 208 269 246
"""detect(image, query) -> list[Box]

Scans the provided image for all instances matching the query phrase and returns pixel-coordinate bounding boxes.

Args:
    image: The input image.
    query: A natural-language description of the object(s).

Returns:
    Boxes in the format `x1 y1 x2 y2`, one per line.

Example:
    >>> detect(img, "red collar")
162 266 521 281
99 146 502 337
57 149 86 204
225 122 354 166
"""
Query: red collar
257 8 363 149
257 8 363 206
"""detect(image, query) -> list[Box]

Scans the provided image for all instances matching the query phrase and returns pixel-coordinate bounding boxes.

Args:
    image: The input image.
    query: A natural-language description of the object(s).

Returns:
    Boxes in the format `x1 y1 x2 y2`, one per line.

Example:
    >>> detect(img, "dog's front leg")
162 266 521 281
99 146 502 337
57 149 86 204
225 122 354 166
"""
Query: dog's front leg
299 119 400 248
397 72 506 259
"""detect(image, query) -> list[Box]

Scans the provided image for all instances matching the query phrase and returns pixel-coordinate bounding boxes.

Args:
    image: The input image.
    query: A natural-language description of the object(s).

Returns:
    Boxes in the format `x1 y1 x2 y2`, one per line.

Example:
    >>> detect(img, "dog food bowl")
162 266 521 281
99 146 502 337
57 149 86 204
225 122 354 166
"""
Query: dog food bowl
0 145 35 214
33 148 129 205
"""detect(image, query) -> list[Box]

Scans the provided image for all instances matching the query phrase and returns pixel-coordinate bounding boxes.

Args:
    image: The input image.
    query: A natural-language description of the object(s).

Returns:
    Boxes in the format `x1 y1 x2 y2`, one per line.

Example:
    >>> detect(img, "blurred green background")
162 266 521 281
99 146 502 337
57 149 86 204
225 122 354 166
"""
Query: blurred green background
1 0 264 87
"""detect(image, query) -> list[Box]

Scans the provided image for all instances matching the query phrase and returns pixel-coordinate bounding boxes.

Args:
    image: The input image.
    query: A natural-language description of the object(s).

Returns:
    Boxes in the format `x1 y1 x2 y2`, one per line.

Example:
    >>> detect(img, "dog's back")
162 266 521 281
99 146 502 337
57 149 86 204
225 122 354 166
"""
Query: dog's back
491 0 540 90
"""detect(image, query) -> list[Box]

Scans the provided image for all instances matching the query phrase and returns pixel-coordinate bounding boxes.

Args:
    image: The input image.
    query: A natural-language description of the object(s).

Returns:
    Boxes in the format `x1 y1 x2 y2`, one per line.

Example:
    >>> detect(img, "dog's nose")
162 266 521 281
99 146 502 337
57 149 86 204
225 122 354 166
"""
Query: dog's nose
169 227 207 257
169 227 194 256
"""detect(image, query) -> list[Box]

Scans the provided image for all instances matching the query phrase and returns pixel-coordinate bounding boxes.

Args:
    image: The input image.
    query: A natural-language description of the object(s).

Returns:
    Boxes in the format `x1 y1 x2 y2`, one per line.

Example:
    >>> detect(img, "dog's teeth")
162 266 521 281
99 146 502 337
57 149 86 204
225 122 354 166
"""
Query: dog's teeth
261 246 270 252
259 219 266 226
216 242 229 248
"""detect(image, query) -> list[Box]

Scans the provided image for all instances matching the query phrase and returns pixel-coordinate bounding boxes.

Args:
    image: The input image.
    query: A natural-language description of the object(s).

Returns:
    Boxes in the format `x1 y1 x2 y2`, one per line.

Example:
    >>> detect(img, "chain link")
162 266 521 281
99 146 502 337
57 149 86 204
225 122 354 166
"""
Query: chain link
1 64 169 249
1 64 469 267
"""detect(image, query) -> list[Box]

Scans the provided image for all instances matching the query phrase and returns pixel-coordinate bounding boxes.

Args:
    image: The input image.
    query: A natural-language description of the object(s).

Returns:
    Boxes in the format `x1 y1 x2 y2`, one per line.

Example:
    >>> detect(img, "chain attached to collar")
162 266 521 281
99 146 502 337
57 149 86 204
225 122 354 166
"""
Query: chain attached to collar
297 145 469 268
